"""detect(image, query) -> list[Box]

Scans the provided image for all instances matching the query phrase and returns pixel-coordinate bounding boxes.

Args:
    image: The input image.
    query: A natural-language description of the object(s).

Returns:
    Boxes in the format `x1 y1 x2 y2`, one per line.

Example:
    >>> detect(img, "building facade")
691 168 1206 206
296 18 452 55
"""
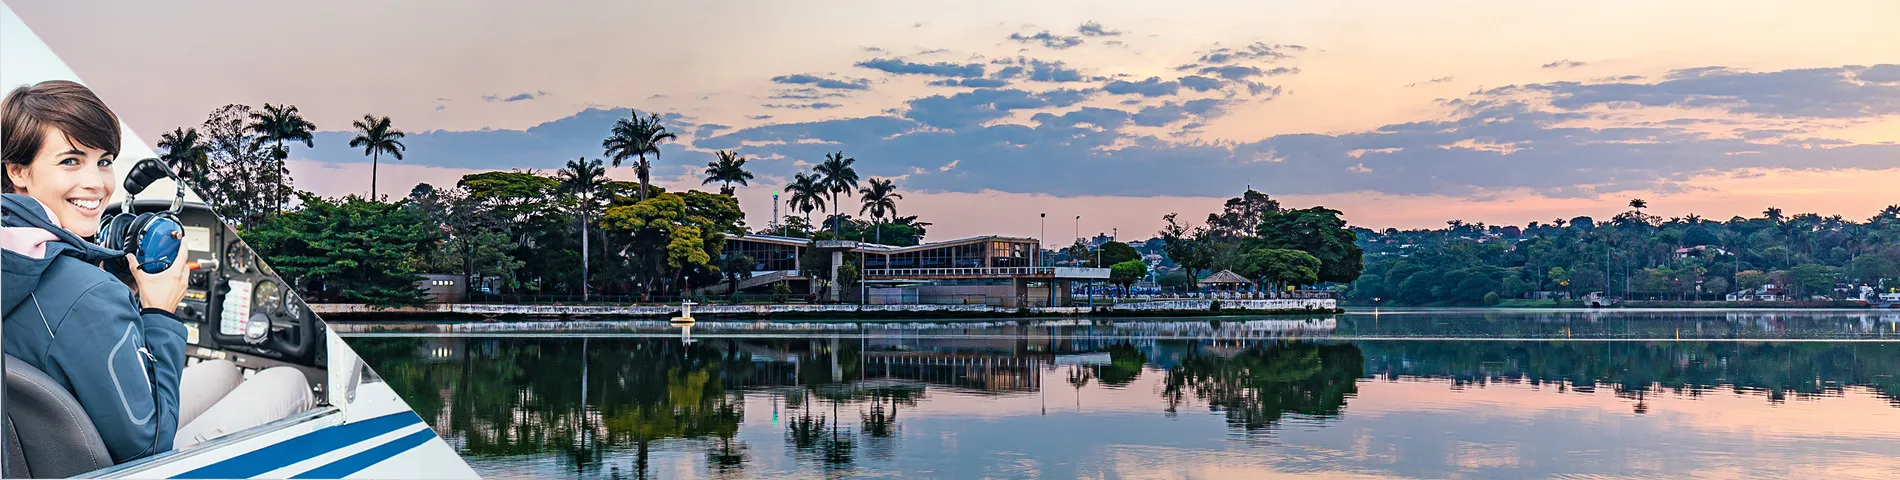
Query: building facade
717 234 1110 307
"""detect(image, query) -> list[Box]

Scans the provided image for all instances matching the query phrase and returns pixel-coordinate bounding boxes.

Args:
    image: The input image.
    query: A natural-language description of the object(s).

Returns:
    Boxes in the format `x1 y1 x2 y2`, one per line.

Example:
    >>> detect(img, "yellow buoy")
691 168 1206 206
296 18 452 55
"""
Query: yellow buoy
671 300 698 324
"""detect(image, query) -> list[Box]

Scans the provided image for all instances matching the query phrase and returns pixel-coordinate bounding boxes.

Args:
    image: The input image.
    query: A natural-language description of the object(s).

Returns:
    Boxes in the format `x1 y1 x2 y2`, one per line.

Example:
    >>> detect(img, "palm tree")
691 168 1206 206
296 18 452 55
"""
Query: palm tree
348 114 406 201
858 178 901 244
601 110 676 202
786 172 826 234
701 150 754 196
1763 207 1784 224
560 157 609 302
156 127 212 198
813 151 860 234
246 104 316 213
1628 198 1648 211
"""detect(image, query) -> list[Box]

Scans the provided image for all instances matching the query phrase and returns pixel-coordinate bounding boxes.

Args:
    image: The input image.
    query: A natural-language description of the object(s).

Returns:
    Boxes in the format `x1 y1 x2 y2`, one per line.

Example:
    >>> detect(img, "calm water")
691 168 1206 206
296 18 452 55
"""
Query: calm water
348 309 1900 479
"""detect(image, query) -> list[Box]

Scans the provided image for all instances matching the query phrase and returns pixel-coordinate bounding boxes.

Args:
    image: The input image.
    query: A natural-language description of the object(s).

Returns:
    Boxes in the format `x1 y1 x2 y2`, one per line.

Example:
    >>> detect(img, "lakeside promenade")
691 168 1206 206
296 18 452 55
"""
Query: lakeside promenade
310 298 1342 320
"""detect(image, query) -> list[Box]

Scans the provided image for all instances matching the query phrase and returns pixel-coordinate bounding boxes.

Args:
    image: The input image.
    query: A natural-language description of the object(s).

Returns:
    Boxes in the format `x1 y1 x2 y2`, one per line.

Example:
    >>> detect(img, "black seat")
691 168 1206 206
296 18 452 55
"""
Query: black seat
4 354 113 479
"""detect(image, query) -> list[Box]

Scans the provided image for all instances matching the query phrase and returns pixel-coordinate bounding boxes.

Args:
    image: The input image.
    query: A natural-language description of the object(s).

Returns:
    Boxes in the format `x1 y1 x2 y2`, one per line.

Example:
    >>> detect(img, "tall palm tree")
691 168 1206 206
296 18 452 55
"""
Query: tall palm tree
560 157 609 302
601 110 676 202
813 151 860 234
1763 207 1784 224
246 104 316 214
858 178 901 244
701 150 754 196
348 114 406 201
785 172 826 235
157 127 212 198
1628 198 1648 211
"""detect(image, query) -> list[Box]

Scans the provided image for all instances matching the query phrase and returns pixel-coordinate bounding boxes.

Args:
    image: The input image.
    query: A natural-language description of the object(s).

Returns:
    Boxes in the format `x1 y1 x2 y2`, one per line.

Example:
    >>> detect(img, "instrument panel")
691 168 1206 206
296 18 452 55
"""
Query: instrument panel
107 200 327 394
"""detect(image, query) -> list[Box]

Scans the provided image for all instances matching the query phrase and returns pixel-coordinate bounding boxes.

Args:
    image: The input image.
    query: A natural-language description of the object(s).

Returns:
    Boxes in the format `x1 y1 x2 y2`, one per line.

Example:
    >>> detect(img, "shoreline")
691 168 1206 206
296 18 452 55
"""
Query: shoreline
312 298 1342 322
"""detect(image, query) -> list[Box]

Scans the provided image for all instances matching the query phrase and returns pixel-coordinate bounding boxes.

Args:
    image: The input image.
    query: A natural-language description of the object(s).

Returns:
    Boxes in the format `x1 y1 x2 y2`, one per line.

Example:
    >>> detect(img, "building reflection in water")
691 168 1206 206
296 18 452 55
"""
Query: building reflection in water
348 314 1900 479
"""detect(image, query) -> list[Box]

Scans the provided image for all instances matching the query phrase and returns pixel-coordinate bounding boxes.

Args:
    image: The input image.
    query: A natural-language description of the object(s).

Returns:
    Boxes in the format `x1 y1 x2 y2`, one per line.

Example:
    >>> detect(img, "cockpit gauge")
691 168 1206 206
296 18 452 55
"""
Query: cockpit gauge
253 280 282 317
224 242 251 275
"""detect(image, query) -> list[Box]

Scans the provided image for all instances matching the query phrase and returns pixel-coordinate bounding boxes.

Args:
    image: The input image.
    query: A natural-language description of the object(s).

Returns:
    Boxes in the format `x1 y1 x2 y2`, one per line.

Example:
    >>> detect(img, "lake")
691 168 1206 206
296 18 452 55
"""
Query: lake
345 309 1900 479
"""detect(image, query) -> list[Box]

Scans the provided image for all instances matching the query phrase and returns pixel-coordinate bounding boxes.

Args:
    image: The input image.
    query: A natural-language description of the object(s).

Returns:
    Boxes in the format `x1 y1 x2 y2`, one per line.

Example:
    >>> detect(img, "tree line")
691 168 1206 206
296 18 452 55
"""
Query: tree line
1348 200 1900 305
1149 190 1365 294
156 103 925 306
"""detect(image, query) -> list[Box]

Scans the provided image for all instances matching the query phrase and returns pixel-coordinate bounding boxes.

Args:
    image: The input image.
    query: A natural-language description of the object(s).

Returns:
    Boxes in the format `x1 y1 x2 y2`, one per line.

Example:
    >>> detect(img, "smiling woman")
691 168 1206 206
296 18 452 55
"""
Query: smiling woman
1 79 120 235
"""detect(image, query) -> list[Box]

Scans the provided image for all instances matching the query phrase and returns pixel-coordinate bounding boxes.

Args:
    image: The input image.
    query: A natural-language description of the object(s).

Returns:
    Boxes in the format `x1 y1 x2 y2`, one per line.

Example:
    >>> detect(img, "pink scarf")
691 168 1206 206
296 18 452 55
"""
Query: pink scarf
1 196 64 258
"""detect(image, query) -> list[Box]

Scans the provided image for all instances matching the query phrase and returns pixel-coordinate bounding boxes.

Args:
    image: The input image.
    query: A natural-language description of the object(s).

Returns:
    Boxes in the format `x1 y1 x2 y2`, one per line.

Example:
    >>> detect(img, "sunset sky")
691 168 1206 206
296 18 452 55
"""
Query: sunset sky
7 0 1898 241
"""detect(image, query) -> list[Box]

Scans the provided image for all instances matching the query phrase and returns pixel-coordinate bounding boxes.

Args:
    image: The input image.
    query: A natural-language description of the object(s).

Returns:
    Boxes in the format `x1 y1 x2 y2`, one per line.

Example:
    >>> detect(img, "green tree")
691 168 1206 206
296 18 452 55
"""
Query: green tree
246 193 434 307
602 110 677 202
198 104 276 229
701 150 754 196
560 157 609 301
348 114 407 202
857 178 901 244
1788 264 1837 297
247 103 315 214
1109 259 1147 296
814 151 861 234
1092 241 1140 268
1240 248 1321 292
786 172 827 231
156 127 215 205
1158 213 1215 285
1252 207 1364 283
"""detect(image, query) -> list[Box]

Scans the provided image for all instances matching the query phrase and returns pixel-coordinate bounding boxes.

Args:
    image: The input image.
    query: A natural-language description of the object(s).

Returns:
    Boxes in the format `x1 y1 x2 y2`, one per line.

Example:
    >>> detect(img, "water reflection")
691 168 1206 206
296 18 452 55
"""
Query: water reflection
349 311 1900 479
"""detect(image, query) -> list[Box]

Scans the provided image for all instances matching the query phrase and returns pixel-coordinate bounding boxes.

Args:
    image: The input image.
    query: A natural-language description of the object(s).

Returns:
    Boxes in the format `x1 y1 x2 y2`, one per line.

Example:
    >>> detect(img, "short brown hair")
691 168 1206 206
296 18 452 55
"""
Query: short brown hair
2 80 122 193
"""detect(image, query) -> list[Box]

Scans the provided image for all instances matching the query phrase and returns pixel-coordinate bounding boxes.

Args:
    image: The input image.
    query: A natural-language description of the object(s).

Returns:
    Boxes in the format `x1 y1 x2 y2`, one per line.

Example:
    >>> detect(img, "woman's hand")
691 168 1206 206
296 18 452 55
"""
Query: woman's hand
130 254 191 313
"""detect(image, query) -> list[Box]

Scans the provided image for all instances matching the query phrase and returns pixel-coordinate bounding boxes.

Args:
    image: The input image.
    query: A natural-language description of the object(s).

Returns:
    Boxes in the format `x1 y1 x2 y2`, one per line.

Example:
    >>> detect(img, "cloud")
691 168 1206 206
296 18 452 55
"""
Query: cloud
482 91 547 102
1404 76 1454 87
1077 21 1122 37
1008 31 1085 49
763 102 842 110
770 73 872 90
938 159 960 172
769 87 850 100
1196 65 1298 81
990 57 1092 82
901 88 1095 128
1032 106 1132 130
1194 42 1306 64
747 114 774 120
1104 77 1180 97
693 123 732 139
1542 59 1589 69
1497 64 1900 118
299 107 703 173
855 57 986 78
1857 64 1900 83
930 78 1012 88
300 64 1899 203
1178 76 1225 92
1246 82 1283 96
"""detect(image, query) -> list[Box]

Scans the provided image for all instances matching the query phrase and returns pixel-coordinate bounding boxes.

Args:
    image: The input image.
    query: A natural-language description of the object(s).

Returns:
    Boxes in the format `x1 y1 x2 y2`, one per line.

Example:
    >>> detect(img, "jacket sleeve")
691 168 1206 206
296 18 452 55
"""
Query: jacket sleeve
47 281 189 463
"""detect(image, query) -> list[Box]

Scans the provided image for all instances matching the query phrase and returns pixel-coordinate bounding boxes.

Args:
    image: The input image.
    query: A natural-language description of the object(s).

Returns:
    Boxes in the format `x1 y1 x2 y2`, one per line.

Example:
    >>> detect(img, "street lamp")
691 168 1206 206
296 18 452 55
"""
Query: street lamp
1040 213 1047 267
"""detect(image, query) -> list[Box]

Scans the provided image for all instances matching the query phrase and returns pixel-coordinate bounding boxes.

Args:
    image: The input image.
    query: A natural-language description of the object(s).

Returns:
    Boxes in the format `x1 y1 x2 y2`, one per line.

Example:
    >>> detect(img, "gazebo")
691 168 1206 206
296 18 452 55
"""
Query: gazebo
1198 270 1254 298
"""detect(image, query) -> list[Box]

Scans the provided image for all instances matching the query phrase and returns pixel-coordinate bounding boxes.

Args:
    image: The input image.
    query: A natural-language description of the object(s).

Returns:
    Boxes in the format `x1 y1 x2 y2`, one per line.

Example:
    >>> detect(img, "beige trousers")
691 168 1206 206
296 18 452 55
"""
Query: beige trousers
173 359 314 449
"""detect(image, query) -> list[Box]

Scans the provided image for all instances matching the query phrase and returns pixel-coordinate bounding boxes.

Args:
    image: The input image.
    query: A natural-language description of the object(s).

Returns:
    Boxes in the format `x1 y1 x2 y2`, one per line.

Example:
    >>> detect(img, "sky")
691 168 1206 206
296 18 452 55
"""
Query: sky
6 0 1899 241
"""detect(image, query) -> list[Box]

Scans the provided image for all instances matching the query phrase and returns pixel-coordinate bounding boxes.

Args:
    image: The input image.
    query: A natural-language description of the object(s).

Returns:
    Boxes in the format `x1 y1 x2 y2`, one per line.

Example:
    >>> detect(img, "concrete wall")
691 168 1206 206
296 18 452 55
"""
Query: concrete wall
1108 299 1335 311
311 298 1337 317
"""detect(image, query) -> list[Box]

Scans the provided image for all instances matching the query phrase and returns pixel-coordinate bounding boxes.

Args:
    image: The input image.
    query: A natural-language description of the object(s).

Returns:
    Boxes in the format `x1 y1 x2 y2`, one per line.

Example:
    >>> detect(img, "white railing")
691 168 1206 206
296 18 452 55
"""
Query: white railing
865 267 1052 277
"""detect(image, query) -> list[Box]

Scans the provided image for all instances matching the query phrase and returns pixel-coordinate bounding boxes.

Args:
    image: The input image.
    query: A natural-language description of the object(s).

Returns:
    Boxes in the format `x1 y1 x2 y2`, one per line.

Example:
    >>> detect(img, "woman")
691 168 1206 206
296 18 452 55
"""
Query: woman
1 80 308 465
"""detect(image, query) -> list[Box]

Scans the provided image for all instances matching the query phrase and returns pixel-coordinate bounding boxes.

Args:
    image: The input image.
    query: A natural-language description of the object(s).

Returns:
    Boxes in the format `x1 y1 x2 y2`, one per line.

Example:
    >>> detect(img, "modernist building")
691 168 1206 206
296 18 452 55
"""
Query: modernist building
717 234 1110 307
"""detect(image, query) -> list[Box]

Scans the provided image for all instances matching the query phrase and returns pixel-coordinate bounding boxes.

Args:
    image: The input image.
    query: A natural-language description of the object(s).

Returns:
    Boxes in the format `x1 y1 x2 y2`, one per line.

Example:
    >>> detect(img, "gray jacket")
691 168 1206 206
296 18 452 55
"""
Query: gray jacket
1 193 187 463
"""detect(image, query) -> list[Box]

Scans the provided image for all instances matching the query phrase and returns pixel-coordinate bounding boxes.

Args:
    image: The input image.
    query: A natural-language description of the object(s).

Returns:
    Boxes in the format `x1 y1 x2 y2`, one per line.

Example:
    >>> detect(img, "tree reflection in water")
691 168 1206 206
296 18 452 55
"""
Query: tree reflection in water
349 331 1900 478
1162 342 1364 434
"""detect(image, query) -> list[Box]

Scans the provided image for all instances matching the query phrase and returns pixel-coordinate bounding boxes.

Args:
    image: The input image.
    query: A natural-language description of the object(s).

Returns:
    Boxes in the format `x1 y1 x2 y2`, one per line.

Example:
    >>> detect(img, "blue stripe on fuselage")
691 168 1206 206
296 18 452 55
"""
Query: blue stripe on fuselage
290 428 435 479
172 412 425 479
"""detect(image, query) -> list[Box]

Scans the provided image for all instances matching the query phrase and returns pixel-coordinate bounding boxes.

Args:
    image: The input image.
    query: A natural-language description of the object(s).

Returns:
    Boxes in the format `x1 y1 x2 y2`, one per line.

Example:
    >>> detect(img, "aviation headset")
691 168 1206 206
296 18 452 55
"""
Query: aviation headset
96 158 186 276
